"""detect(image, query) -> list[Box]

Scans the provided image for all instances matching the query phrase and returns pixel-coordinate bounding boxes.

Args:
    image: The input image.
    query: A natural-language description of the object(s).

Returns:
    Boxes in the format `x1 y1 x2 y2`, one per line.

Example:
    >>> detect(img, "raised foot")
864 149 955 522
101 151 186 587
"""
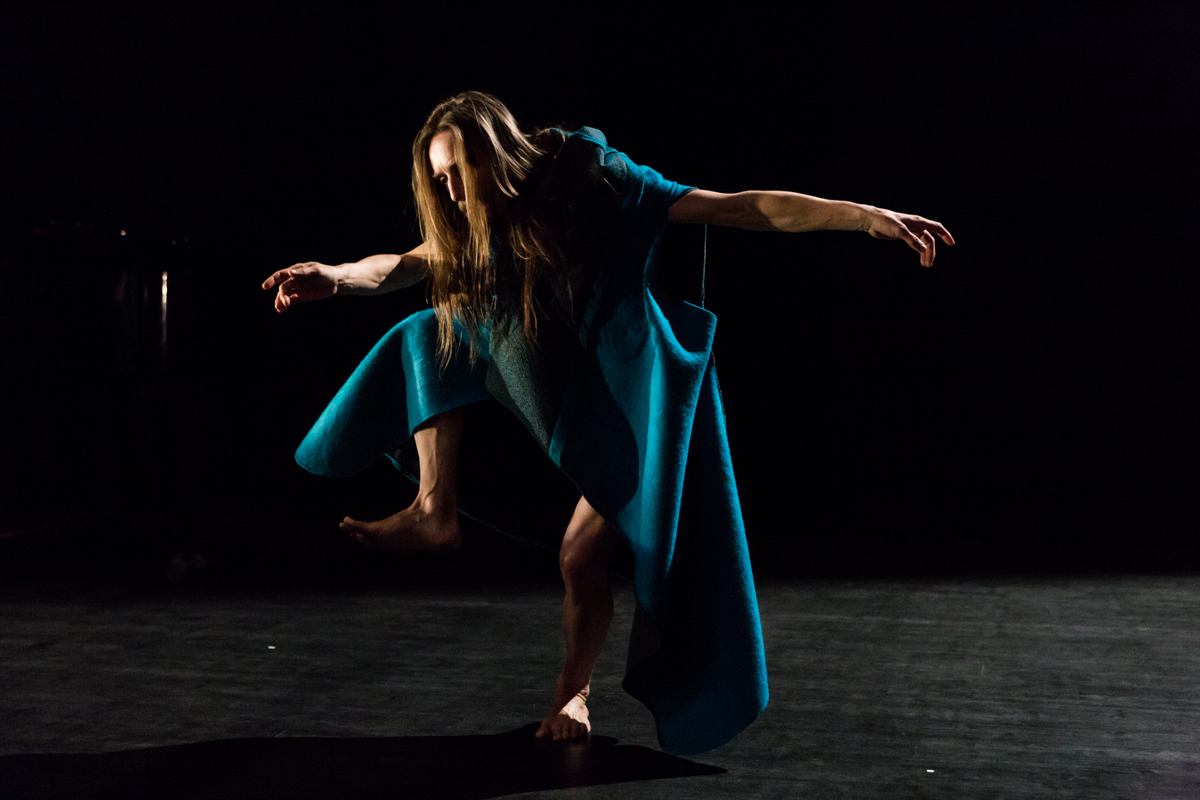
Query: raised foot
340 501 461 552
535 683 591 741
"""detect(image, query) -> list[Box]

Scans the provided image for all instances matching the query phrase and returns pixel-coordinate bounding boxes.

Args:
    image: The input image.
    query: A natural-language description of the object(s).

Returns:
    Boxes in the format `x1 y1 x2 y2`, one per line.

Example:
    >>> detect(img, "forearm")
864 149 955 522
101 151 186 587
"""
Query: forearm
668 189 873 233
744 191 872 234
666 187 952 266
334 244 430 295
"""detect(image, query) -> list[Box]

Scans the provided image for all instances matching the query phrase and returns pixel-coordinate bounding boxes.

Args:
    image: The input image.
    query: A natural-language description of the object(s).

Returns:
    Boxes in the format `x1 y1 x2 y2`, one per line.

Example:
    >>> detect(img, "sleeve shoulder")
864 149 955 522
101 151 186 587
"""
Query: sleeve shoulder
556 128 694 222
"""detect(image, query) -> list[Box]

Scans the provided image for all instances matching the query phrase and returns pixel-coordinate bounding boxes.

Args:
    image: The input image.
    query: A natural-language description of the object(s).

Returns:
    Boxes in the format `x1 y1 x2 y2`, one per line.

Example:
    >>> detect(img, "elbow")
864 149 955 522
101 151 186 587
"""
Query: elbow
740 192 781 232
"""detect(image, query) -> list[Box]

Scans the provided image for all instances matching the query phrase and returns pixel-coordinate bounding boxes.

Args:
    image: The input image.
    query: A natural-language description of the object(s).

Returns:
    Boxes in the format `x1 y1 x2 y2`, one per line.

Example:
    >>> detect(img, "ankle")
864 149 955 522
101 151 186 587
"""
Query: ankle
557 672 591 698
415 489 456 518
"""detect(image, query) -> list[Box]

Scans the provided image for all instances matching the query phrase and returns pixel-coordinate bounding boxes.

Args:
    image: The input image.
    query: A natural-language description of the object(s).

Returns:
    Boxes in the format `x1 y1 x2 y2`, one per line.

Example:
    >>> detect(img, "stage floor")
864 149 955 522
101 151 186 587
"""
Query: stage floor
2 576 1199 798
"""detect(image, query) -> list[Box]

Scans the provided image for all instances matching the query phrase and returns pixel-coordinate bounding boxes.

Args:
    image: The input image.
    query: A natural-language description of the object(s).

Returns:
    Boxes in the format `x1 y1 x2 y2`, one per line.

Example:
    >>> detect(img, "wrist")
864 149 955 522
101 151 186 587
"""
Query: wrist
331 263 357 292
853 203 878 233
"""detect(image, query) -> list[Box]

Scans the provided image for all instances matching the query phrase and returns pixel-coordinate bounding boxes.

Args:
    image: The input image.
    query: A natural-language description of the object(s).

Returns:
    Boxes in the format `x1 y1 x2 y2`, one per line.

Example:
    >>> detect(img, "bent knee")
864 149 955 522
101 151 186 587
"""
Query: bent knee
560 545 600 586
560 518 614 586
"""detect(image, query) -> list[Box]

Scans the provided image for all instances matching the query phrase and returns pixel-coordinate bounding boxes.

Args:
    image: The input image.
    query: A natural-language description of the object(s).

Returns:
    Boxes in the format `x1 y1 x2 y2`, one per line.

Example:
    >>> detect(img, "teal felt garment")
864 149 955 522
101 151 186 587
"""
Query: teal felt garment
295 128 768 754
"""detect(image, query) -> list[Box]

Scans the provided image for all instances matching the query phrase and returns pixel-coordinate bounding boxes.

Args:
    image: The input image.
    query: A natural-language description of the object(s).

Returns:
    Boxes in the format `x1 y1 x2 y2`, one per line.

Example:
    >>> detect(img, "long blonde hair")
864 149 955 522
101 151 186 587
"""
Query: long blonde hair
412 91 570 367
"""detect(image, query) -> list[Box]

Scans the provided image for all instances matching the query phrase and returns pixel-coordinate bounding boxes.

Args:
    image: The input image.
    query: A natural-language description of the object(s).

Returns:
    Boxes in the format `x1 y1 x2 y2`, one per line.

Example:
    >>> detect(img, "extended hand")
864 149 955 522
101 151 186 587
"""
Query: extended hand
262 262 339 312
865 208 955 267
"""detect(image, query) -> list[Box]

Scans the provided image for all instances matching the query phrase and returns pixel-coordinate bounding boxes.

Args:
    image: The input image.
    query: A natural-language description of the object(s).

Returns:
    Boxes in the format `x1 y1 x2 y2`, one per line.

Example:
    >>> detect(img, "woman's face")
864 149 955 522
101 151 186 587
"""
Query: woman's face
428 130 467 211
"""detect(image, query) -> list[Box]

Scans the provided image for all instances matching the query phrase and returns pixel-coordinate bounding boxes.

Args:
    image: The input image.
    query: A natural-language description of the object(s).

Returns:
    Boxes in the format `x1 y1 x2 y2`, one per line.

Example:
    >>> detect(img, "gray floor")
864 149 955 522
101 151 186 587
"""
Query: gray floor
2 577 1199 798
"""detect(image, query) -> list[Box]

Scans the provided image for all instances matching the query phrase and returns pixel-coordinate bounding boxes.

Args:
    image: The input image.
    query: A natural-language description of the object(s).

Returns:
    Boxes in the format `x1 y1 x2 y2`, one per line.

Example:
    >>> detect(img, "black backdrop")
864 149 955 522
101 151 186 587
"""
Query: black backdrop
1 4 1196 579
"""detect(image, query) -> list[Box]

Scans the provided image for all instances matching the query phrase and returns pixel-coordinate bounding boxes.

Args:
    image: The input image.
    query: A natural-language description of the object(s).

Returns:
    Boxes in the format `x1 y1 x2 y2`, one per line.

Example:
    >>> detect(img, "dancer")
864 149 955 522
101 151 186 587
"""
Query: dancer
263 91 953 753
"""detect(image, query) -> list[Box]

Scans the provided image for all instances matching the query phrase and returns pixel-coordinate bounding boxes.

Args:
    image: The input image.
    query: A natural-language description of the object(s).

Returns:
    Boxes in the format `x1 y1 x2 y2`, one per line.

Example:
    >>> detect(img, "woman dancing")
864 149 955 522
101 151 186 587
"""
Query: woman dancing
262 91 953 753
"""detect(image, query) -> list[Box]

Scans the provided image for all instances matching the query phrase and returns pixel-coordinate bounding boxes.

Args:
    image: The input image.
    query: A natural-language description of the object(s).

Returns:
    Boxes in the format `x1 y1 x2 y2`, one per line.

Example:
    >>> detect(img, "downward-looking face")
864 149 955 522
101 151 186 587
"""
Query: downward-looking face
428 130 467 213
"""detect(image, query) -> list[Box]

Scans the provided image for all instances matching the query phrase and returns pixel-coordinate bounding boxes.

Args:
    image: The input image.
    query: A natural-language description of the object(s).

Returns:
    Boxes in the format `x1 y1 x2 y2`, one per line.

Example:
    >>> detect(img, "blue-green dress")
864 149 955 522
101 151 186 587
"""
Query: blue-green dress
295 128 768 755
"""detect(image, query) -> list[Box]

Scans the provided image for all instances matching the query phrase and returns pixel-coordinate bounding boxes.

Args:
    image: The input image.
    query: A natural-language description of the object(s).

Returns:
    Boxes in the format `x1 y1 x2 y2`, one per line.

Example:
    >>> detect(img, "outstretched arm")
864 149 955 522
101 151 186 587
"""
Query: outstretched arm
333 243 432 295
667 189 954 267
262 242 432 313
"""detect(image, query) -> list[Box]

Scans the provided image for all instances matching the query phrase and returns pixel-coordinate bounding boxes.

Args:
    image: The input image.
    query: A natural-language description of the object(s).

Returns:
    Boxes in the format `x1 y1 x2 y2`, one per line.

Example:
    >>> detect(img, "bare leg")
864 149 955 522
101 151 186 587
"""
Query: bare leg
340 409 463 551
536 495 616 740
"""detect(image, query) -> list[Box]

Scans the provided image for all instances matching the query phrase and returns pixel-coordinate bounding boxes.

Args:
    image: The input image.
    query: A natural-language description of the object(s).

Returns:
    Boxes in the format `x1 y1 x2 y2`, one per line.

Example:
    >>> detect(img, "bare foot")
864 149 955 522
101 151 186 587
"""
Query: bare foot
340 497 461 551
535 679 591 741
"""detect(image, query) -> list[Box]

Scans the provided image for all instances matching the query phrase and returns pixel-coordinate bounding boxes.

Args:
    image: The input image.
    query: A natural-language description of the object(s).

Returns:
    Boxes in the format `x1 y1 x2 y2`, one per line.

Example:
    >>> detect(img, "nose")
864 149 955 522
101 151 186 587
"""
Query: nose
447 176 465 203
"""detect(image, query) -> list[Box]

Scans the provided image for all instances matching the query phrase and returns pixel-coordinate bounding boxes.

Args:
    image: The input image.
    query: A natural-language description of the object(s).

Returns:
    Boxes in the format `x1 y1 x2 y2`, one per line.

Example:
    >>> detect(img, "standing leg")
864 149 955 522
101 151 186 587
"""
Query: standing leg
536 495 616 740
340 408 463 551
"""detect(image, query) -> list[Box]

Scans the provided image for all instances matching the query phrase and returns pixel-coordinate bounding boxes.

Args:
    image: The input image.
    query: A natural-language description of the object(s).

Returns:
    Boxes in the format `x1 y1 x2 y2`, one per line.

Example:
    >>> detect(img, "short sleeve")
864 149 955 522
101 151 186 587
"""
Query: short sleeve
537 127 693 302
568 128 700 221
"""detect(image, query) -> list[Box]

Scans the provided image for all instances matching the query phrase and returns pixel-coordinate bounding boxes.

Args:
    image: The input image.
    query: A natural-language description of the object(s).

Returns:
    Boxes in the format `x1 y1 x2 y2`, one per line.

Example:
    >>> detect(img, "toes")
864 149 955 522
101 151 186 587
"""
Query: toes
551 719 587 740
341 518 382 545
341 521 380 551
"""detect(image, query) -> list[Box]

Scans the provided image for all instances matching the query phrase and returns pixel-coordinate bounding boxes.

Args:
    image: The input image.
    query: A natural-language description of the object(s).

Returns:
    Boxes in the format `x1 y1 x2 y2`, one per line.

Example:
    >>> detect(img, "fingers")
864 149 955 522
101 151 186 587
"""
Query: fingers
272 277 294 312
262 262 316 290
878 211 953 266
903 218 951 266
914 232 930 267
262 269 289 290
902 226 928 258
913 218 953 248
932 222 955 246
267 262 318 312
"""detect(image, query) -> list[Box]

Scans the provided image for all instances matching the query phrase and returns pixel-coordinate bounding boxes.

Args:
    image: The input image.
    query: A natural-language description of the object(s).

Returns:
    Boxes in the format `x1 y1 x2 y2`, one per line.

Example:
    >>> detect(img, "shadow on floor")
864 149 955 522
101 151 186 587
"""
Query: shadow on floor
0 723 724 800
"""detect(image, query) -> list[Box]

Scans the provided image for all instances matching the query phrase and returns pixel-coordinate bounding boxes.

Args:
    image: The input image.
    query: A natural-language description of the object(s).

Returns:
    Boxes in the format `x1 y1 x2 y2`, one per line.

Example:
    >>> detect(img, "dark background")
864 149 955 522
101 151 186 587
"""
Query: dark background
1 3 1196 583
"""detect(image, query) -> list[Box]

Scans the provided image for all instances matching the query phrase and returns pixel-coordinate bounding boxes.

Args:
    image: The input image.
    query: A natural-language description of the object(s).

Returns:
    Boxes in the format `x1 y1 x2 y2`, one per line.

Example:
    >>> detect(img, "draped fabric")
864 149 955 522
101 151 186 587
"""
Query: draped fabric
295 128 768 754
